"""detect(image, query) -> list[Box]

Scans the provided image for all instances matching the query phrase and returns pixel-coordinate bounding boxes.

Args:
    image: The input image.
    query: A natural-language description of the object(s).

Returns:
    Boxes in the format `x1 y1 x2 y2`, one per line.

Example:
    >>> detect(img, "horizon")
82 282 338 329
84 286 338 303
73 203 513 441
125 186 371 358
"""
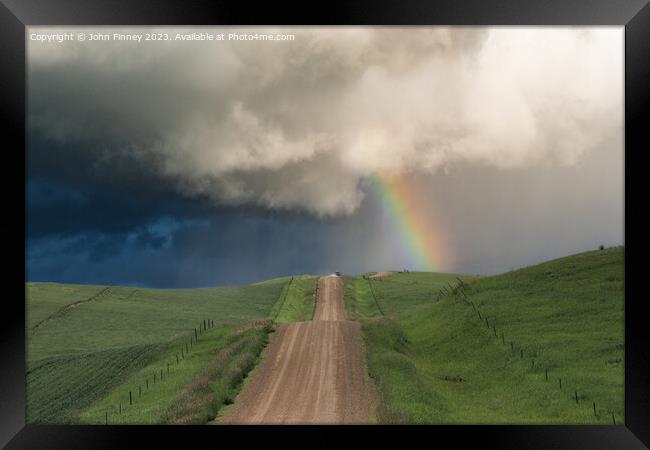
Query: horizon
25 245 624 290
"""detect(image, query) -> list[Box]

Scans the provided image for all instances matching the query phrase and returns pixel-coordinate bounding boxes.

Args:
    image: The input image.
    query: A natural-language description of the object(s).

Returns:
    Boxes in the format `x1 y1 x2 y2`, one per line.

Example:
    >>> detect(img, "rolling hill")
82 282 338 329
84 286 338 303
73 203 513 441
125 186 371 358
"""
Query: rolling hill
343 247 624 424
25 246 624 424
26 281 287 423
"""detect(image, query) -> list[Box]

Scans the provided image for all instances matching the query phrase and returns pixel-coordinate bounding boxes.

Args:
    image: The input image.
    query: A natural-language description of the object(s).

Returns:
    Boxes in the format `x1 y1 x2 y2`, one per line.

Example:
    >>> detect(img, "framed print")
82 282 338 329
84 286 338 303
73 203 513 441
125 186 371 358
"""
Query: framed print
1 0 649 448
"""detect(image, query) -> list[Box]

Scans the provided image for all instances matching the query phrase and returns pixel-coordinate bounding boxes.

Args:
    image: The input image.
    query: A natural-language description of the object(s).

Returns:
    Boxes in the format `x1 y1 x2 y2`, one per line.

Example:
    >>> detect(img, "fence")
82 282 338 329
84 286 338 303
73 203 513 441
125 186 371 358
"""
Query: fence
438 279 618 424
104 317 216 424
272 276 294 321
365 277 385 316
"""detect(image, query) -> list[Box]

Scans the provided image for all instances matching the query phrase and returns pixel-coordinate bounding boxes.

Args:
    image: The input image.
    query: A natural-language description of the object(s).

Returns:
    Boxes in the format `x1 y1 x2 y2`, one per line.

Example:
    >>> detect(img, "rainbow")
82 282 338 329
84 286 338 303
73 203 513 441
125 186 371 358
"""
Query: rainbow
370 173 447 272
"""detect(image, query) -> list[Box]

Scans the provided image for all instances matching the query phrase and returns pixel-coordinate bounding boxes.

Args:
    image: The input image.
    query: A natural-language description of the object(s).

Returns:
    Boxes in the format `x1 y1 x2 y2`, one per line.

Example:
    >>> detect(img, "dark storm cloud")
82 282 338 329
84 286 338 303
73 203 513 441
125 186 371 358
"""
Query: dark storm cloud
27 176 202 238
26 201 385 288
27 131 224 243
26 27 623 287
134 229 168 250
28 27 622 217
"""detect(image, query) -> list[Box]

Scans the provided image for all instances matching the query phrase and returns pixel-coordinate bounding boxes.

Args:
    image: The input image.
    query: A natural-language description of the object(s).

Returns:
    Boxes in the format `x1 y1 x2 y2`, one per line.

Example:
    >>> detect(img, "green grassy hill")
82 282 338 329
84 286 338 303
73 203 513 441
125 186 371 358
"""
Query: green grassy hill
270 275 318 323
27 246 624 425
26 283 283 360
344 247 624 424
78 319 273 424
26 280 288 423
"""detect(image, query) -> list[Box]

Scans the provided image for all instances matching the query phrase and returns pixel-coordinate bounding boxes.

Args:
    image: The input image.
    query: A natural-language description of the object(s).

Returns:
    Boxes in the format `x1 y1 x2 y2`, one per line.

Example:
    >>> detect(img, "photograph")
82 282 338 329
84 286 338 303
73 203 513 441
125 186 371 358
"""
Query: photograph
22 25 627 426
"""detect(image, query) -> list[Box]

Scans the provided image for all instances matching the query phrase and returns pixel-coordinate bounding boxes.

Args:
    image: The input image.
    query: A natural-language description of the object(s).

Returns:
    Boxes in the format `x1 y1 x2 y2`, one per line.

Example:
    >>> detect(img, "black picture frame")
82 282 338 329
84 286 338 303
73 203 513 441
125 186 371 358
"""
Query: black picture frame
1 0 648 448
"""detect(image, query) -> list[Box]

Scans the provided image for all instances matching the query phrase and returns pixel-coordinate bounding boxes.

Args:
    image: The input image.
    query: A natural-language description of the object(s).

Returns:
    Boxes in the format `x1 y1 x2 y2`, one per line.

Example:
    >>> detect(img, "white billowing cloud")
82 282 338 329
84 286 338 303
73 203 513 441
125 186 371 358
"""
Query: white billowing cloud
28 27 622 216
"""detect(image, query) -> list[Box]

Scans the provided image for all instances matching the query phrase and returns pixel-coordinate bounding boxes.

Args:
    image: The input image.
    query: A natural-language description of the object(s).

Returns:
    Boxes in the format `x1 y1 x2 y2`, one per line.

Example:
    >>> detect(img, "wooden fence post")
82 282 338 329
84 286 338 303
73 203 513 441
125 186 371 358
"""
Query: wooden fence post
545 368 548 381
559 378 562 390
593 402 597 417
129 391 132 405
105 411 108 425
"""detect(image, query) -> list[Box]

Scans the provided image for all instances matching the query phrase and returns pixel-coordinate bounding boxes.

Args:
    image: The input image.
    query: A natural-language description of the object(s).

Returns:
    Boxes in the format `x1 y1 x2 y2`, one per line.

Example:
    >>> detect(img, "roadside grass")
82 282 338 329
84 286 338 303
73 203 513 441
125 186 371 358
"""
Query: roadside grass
347 248 624 424
342 275 383 320
367 271 480 317
78 319 273 424
343 271 478 320
271 276 318 323
164 319 273 424
26 280 286 423
78 324 227 424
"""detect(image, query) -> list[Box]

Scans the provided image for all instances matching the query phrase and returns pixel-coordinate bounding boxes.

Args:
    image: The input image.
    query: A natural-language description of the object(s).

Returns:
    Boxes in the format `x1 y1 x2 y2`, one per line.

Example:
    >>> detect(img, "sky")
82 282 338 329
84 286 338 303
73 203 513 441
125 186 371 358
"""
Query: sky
26 27 624 288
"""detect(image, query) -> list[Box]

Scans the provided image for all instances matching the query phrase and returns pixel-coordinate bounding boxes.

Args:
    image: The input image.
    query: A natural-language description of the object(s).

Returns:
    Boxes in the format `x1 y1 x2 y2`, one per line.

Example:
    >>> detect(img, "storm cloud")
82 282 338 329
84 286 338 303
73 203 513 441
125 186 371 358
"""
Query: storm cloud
26 27 624 287
28 27 622 217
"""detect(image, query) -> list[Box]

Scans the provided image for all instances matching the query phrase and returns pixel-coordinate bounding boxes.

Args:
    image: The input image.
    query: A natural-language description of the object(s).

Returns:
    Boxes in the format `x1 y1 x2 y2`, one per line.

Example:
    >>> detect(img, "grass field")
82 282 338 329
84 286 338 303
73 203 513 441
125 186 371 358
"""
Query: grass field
79 319 273 424
271 275 318 323
26 281 286 423
27 283 284 360
343 272 480 320
26 343 164 424
344 247 624 424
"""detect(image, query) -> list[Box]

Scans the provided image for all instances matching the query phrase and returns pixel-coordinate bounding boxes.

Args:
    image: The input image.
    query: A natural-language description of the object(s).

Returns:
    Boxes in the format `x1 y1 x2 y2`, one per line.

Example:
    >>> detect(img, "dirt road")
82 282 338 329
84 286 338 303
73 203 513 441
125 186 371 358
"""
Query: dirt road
313 275 346 321
222 275 375 424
